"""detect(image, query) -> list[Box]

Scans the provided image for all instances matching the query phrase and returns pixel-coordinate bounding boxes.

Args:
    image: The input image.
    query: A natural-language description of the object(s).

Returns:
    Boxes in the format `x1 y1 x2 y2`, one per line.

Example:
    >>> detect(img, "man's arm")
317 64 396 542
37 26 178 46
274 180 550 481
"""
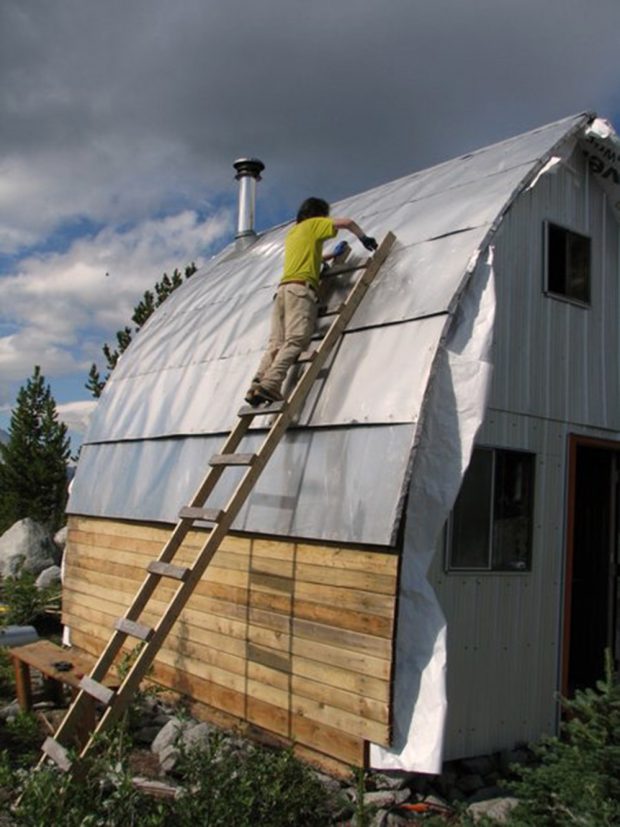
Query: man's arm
331 217 378 251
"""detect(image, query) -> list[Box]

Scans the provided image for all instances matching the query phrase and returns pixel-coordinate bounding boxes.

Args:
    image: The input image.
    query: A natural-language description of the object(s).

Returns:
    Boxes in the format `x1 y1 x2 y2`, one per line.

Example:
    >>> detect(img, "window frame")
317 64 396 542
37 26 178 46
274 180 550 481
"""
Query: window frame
444 446 536 575
543 219 591 307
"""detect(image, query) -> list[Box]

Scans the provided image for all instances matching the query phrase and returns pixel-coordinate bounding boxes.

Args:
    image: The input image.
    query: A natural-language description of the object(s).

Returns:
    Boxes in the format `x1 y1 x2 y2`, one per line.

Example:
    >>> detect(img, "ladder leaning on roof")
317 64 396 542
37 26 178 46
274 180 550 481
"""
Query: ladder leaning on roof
39 231 396 773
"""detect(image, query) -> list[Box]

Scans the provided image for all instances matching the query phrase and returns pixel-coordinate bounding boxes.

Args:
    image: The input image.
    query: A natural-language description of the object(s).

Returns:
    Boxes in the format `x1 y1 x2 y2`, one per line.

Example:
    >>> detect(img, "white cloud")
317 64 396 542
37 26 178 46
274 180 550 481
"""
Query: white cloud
0 209 232 394
56 400 97 434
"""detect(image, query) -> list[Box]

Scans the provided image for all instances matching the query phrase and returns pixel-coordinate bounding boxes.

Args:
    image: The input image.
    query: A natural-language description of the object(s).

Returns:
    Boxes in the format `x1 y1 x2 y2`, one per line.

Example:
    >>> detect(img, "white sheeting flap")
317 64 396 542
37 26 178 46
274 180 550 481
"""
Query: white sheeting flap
370 248 496 773
582 118 620 221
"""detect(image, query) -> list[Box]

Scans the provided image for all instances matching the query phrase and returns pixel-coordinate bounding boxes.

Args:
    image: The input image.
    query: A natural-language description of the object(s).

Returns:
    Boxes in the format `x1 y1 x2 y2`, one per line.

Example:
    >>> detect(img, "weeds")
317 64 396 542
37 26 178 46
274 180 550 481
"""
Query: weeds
7 725 333 826
0 568 60 627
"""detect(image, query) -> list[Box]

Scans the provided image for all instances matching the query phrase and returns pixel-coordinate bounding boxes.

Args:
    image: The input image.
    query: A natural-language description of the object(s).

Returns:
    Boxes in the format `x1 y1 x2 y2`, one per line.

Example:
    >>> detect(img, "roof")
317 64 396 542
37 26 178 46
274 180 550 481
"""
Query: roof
69 113 591 545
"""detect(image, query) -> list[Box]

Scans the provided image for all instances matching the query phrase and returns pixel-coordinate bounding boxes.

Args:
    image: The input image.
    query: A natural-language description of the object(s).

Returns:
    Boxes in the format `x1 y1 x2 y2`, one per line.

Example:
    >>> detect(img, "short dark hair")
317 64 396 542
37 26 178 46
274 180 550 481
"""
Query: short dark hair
296 197 330 223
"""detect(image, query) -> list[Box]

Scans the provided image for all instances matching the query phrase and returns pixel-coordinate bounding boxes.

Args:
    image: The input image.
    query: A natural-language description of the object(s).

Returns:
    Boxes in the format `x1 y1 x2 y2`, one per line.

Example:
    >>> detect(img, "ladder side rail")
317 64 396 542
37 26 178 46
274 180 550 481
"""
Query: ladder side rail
46 407 257 751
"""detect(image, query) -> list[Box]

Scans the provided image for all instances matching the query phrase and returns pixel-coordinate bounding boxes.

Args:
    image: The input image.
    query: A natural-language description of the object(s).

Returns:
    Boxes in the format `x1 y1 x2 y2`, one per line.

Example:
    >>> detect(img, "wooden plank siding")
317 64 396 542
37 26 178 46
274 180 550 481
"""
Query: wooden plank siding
62 516 399 768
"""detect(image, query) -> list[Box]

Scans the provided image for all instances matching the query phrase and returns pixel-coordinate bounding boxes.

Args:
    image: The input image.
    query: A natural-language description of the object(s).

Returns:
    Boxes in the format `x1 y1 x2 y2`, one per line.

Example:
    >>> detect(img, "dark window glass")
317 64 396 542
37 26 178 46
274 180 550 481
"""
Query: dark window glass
449 449 493 569
492 451 535 571
546 222 591 304
447 448 535 572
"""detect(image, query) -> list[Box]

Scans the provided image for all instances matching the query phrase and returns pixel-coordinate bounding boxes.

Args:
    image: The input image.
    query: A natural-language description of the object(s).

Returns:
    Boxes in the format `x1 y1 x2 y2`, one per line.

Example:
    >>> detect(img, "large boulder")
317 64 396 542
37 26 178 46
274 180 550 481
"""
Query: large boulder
0 518 59 577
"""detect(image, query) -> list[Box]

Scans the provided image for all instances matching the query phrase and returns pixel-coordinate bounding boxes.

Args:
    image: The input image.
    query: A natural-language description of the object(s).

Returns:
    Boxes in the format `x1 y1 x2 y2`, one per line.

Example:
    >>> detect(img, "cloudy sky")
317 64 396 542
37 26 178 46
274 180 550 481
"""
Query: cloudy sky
1 0 619 446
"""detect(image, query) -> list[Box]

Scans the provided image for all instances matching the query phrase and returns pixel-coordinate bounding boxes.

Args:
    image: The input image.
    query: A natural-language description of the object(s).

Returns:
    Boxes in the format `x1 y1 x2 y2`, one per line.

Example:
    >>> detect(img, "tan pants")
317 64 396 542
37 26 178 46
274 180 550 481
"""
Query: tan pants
255 282 318 394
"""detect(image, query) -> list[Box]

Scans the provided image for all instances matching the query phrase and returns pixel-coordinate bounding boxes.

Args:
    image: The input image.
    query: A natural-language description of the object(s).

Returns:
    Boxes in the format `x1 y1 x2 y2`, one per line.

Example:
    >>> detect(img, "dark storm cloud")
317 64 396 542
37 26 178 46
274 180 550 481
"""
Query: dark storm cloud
1 0 619 241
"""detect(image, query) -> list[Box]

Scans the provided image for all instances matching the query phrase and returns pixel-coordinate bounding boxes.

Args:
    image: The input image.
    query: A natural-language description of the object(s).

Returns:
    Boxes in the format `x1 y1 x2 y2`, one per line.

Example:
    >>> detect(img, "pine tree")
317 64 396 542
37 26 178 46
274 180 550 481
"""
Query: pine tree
0 366 71 533
86 263 197 398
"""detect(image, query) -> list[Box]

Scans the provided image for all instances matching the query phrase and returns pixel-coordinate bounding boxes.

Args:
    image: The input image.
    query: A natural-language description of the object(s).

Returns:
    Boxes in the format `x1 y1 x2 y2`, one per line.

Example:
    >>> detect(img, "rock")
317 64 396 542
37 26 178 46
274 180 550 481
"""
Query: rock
54 526 68 551
35 565 61 590
467 796 519 823
134 725 162 746
314 771 343 795
456 773 484 795
371 772 408 791
467 785 510 803
158 743 180 774
433 767 457 797
182 722 214 751
0 519 59 577
499 747 531 774
362 788 410 810
151 717 188 758
460 755 496 777
369 808 389 827
0 700 20 721
407 773 431 796
385 814 410 827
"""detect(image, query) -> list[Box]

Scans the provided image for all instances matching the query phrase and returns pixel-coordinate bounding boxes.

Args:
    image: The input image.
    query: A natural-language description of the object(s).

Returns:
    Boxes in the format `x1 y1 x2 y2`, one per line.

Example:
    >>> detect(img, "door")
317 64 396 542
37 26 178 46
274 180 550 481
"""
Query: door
563 438 620 695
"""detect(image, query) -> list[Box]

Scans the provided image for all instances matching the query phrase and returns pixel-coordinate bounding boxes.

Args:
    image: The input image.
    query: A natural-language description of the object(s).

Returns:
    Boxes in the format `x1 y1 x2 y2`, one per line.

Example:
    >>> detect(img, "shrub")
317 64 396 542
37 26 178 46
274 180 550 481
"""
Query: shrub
507 652 620 826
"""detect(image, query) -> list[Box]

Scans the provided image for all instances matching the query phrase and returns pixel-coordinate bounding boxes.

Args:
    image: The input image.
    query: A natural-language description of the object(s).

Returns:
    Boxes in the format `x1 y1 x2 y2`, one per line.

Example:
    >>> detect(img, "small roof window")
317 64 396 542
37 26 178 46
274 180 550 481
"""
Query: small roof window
544 220 591 306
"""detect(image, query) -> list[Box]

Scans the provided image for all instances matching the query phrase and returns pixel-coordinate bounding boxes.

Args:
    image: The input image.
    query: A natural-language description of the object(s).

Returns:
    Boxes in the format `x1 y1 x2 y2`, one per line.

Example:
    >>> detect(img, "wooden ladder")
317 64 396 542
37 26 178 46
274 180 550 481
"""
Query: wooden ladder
41 231 396 772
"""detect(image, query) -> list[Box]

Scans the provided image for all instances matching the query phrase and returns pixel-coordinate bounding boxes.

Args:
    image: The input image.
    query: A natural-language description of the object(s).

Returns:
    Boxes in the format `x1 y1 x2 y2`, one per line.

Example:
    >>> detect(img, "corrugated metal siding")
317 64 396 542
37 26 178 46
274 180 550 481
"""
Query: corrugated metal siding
432 154 620 759
489 146 620 429
430 411 567 758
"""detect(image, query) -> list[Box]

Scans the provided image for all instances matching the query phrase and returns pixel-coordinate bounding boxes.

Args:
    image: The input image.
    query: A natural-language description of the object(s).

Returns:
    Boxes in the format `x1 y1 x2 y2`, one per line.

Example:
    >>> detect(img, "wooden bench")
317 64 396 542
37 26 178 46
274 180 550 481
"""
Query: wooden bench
9 640 119 743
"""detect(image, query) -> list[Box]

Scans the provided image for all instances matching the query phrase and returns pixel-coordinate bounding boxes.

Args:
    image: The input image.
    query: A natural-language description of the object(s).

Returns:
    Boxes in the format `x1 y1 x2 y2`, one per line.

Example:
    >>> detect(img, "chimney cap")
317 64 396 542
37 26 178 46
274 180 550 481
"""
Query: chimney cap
233 158 265 181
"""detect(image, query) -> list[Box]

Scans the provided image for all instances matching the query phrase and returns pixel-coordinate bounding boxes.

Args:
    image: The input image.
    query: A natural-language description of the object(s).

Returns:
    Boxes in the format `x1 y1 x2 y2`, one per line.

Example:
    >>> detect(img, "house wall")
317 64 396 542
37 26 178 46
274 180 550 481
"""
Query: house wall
431 147 620 760
62 515 398 770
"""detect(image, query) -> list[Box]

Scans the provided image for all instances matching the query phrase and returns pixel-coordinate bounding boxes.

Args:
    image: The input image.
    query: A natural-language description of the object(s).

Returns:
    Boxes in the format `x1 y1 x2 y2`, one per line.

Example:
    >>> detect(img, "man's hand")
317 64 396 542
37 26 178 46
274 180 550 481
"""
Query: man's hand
360 235 378 251
332 241 348 258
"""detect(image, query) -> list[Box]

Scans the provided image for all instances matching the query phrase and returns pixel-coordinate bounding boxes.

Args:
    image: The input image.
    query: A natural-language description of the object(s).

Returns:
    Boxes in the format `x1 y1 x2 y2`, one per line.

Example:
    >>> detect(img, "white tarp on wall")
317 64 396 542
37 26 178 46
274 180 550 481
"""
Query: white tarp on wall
371 249 496 773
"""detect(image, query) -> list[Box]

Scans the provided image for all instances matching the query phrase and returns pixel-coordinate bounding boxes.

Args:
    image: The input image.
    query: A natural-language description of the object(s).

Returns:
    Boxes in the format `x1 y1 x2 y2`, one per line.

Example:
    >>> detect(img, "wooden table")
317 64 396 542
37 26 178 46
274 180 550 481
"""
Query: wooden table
9 640 119 745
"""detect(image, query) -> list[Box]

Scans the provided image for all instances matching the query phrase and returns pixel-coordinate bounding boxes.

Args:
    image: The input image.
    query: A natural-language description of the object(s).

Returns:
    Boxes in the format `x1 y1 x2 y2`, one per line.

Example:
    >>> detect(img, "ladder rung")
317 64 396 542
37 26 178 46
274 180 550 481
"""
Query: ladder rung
318 303 345 317
115 617 154 642
147 561 190 581
323 262 369 277
238 400 286 417
297 349 317 363
79 676 115 706
179 506 224 523
42 737 72 771
209 453 256 466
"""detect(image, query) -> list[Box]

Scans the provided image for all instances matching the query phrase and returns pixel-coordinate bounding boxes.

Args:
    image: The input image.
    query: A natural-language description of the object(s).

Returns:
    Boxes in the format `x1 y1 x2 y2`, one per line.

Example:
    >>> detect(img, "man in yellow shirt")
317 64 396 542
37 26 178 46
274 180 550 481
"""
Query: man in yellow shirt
245 197 377 406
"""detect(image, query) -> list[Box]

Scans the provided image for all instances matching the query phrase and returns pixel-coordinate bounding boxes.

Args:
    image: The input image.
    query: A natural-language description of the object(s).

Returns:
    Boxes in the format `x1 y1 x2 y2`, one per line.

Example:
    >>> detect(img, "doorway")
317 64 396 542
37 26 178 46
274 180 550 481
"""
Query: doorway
563 437 620 695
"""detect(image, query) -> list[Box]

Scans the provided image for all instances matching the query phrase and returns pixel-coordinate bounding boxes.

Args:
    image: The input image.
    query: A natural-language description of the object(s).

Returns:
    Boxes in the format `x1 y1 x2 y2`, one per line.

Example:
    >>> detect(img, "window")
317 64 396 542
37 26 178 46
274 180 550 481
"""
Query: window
446 448 535 572
544 221 591 305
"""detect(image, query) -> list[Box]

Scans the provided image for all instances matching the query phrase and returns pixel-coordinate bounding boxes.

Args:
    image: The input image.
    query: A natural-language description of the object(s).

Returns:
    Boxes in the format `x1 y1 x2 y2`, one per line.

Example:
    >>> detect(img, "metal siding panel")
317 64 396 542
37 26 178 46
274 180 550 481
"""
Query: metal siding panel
68 424 414 546
490 147 620 431
432 412 568 758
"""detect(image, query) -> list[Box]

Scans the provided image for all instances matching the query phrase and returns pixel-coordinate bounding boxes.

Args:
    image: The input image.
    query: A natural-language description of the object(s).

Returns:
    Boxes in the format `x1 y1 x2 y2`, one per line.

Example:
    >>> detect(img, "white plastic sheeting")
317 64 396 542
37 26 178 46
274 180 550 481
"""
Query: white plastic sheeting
583 118 620 224
371 249 496 773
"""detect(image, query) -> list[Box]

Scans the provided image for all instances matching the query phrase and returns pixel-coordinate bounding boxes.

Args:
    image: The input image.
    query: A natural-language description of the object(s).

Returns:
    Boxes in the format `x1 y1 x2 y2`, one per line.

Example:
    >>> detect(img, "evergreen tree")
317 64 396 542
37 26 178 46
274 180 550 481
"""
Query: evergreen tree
0 366 71 533
86 263 197 398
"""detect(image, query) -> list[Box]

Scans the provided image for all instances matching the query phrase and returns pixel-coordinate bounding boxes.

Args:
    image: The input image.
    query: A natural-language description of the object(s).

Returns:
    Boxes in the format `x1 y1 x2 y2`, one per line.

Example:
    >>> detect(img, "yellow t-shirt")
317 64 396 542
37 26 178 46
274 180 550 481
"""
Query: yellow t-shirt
280 217 336 291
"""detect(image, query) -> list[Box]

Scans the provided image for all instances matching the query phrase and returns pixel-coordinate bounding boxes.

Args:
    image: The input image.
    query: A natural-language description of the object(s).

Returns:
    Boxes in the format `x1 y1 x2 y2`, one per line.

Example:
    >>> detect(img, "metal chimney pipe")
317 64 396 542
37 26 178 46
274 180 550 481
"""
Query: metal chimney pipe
233 158 265 244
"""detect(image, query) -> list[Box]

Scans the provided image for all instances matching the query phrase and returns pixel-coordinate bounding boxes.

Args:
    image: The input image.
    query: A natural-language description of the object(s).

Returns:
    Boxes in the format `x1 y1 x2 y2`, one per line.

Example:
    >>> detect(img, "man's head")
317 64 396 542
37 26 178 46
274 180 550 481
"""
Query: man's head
296 197 330 223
